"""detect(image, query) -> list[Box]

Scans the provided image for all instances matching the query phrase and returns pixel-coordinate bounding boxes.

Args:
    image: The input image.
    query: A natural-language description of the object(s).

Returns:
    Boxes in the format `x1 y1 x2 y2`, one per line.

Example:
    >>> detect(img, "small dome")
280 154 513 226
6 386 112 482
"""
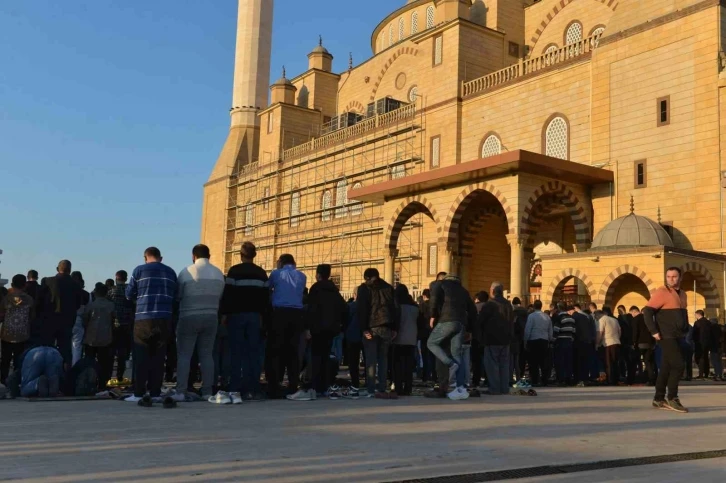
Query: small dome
591 212 673 250
311 45 329 54
271 67 293 87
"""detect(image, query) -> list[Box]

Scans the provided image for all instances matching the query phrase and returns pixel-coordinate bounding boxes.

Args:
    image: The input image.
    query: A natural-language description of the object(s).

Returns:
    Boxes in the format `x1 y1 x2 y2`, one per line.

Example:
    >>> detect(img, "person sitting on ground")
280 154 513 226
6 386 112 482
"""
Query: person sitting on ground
6 344 64 398
392 284 419 397
82 283 117 391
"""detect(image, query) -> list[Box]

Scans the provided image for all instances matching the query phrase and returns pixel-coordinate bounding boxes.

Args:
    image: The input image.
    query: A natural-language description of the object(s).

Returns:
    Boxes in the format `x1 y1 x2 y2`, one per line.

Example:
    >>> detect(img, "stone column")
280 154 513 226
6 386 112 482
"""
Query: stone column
506 234 528 301
438 243 453 275
522 251 535 302
384 248 398 285
459 256 471 290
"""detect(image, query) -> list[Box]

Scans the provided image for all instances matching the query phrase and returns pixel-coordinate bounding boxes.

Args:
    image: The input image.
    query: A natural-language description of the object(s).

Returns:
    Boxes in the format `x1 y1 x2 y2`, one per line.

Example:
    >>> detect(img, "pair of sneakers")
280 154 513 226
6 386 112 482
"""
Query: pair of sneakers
208 391 243 405
653 398 688 413
447 386 470 400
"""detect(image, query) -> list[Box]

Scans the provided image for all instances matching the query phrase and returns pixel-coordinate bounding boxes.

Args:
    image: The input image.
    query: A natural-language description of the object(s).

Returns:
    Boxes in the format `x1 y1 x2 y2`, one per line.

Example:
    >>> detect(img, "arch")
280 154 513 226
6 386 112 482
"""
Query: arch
529 0 619 49
564 20 583 46
335 178 348 218
385 196 441 251
408 85 418 103
459 206 508 257
411 11 419 34
679 262 721 310
368 47 420 102
546 268 597 302
398 18 405 41
480 132 502 158
589 25 606 48
543 43 559 55
443 182 514 250
426 5 435 29
297 85 309 109
290 191 301 227
343 100 365 114
321 190 332 221
598 265 656 306
388 24 394 47
520 180 591 248
542 113 570 160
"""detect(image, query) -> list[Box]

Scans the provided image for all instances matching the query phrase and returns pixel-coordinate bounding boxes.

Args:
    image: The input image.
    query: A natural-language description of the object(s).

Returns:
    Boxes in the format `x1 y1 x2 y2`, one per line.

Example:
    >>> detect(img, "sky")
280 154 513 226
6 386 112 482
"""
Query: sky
0 0 395 285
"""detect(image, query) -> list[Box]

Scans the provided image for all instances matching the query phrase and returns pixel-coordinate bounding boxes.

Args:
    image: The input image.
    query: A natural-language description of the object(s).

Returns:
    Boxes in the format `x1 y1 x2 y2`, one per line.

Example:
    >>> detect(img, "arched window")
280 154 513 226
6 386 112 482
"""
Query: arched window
390 164 406 179
545 116 569 160
544 44 558 54
244 203 254 236
389 24 394 46
591 26 605 48
399 18 405 41
426 6 435 29
411 12 419 34
335 179 348 218
565 22 583 45
408 85 418 103
481 135 502 158
297 85 309 108
321 190 332 221
290 192 300 227
351 182 364 216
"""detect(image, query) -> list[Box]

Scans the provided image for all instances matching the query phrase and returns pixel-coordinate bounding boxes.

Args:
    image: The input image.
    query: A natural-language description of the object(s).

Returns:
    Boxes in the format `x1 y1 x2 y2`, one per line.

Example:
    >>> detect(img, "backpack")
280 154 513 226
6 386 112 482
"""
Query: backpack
1 298 32 343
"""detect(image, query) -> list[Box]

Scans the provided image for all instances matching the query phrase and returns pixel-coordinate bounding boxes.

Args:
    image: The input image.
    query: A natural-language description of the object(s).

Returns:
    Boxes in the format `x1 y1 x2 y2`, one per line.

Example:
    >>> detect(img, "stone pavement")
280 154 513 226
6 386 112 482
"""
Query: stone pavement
1 385 725 482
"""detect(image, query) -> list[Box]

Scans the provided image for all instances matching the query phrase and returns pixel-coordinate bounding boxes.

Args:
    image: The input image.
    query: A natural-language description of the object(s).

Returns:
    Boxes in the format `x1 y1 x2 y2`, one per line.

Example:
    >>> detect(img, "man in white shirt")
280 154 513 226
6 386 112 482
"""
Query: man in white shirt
595 307 622 386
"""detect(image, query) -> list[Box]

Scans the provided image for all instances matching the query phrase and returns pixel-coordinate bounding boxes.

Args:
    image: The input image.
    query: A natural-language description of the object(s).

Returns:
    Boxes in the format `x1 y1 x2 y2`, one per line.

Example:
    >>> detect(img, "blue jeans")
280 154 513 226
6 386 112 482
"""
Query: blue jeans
427 321 465 388
331 333 343 362
483 345 510 394
227 313 262 394
460 344 471 387
555 339 574 383
20 347 64 397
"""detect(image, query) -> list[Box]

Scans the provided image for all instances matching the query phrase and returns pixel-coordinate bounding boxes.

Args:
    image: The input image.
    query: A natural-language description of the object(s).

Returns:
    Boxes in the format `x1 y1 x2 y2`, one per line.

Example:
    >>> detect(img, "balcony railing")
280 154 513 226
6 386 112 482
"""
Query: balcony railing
462 32 602 98
282 103 417 161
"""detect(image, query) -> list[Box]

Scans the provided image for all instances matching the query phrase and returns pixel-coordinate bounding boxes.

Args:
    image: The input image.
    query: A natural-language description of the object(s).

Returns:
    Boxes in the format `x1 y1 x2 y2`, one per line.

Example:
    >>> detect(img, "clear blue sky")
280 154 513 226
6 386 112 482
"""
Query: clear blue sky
0 0 394 285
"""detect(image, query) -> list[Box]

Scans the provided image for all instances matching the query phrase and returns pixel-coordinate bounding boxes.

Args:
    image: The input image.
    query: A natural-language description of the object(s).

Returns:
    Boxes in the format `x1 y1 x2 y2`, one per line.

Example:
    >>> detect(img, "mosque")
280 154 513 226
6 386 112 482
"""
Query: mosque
201 0 726 317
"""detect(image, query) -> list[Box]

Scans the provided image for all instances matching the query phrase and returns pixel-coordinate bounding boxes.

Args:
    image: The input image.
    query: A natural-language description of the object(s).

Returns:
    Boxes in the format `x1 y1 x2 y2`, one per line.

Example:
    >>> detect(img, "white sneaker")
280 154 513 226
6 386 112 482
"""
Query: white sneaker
229 392 243 404
286 389 314 401
124 395 142 403
208 391 232 404
448 362 459 388
447 386 470 401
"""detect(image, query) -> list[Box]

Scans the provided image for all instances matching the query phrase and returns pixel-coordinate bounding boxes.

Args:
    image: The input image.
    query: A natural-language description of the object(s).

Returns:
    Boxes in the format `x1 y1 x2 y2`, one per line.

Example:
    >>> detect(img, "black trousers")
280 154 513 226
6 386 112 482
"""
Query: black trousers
165 321 177 382
698 347 711 378
85 344 114 390
133 318 170 397
527 340 549 385
471 339 484 387
307 331 335 393
0 340 26 384
40 321 73 367
639 346 657 384
655 339 685 401
266 308 304 397
393 345 415 395
346 341 364 388
605 344 621 385
113 324 133 380
518 341 527 381
574 341 593 383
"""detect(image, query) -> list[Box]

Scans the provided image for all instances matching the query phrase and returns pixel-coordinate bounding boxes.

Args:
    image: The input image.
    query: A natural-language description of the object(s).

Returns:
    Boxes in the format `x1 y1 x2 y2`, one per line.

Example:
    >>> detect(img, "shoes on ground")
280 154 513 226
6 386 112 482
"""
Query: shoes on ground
664 398 688 413
447 386 470 401
469 389 481 397
243 392 265 402
328 386 343 400
138 395 153 407
208 391 232 405
286 389 315 401
163 396 176 409
124 395 142 403
342 387 360 399
229 392 243 404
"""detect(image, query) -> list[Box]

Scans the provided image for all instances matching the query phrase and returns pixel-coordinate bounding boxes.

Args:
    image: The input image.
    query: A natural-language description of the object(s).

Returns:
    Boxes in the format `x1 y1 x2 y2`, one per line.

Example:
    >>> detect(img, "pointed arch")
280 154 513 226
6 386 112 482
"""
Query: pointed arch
546 268 597 302
443 182 514 250
529 0 620 50
679 262 721 310
368 46 420 103
459 206 508 257
385 196 441 251
520 180 591 248
598 265 656 306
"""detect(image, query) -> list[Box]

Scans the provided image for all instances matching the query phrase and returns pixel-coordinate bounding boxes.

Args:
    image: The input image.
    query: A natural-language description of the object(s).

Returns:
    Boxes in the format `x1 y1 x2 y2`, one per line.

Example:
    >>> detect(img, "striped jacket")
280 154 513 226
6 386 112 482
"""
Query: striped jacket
219 262 270 317
553 312 576 341
126 262 178 321
177 258 225 318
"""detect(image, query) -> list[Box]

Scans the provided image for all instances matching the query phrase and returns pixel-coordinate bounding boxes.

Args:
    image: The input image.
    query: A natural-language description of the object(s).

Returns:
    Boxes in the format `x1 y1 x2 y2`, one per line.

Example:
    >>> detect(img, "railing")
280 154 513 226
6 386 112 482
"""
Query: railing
462 32 602 98
282 103 417 161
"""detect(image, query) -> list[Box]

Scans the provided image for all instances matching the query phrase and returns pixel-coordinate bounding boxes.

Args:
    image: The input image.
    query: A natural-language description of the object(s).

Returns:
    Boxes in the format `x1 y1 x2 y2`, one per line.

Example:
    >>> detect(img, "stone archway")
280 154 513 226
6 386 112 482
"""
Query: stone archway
599 264 656 308
520 180 591 250
546 268 597 306
385 196 440 251
680 262 721 311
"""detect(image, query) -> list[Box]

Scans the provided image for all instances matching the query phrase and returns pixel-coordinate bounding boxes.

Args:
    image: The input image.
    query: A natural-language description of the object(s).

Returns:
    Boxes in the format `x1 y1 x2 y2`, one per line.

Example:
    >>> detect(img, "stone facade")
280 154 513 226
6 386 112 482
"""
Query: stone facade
202 0 726 319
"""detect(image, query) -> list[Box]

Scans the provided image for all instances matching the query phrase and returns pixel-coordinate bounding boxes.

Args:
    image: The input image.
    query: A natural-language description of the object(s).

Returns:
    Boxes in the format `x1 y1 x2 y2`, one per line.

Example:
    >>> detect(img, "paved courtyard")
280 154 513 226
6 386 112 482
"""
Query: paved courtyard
1 385 725 482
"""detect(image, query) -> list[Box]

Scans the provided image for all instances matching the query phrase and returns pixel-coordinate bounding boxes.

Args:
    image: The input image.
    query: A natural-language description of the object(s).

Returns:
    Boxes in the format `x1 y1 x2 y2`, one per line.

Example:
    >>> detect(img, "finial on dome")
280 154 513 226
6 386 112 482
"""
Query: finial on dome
657 206 662 224
319 35 323 47
629 195 634 214
348 52 353 70
282 65 286 78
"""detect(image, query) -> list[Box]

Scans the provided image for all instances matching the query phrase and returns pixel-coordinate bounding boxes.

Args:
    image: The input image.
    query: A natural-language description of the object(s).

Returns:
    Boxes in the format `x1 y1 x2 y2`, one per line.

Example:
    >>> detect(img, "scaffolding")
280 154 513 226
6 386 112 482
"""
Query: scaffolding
223 102 427 294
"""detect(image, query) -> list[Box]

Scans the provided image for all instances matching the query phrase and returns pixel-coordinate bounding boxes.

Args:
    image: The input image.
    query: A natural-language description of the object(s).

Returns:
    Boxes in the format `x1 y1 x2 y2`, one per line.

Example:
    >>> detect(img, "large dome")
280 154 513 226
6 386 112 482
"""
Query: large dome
591 211 673 250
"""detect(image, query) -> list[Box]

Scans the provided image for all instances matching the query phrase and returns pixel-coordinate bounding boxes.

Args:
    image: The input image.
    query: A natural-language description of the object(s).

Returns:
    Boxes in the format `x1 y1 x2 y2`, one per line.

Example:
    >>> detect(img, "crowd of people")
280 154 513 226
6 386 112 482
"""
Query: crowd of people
0 243 719 413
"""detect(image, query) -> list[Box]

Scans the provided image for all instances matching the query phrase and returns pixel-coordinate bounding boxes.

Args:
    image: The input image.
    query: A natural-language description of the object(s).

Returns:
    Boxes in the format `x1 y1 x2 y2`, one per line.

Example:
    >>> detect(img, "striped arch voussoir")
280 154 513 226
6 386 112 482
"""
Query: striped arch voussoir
344 101 366 114
369 47 419 103
679 262 721 310
598 265 655 306
459 207 508 257
521 180 590 248
545 268 596 300
386 196 440 251
443 183 514 250
529 0 619 51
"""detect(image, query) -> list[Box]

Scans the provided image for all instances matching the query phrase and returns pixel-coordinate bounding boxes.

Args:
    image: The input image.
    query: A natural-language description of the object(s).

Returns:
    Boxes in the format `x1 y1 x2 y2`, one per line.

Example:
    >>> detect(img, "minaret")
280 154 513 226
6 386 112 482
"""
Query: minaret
202 0 274 268
208 0 274 182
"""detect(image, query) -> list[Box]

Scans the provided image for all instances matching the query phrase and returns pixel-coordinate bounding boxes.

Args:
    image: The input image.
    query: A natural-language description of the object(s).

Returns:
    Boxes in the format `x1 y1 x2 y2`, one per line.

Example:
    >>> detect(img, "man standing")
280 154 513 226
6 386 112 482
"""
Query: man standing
267 254 307 399
631 306 657 385
595 308 621 385
219 241 270 403
478 282 513 395
357 268 398 398
25 270 39 301
175 244 225 403
35 260 82 368
524 300 553 386
572 304 596 386
418 289 435 383
552 302 576 386
125 247 177 403
109 270 134 384
289 264 348 401
511 297 528 383
0 274 35 384
692 310 712 379
643 267 689 413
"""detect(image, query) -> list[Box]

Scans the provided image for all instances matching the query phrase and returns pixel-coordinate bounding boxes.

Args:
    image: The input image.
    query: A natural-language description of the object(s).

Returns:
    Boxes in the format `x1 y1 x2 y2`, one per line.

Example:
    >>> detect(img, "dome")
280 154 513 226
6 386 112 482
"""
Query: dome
591 209 673 250
607 0 702 36
311 45 330 54
271 67 293 87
